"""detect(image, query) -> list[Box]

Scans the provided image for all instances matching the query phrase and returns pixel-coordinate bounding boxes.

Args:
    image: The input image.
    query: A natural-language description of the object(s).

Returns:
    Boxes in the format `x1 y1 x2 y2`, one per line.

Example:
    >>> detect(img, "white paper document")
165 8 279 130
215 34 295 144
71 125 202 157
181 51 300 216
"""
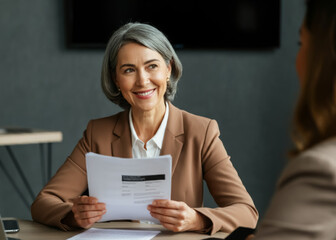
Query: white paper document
67 228 160 240
86 152 172 223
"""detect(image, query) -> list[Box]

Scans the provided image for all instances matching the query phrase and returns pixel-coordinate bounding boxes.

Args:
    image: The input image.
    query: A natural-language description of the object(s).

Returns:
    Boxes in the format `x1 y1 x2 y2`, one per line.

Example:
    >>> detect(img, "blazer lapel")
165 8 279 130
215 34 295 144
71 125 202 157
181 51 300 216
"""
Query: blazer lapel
111 104 184 174
111 110 133 158
160 102 184 175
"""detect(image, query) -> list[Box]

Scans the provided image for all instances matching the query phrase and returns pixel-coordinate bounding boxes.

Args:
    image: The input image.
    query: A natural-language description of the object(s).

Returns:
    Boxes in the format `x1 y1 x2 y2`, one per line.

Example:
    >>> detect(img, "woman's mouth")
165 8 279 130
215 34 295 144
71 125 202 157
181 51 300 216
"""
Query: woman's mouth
134 89 155 99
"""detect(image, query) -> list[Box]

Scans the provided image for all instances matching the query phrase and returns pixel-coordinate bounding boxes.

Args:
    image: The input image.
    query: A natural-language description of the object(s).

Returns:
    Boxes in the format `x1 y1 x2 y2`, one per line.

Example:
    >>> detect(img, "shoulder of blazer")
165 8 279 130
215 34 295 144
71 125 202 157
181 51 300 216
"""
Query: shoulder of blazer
87 110 129 138
168 102 217 137
301 137 336 161
278 137 336 187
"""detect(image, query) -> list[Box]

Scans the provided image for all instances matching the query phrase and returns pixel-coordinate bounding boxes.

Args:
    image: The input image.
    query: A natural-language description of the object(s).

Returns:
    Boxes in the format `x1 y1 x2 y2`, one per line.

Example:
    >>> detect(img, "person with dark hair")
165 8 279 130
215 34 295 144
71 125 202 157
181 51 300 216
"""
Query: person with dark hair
248 0 336 239
31 22 258 235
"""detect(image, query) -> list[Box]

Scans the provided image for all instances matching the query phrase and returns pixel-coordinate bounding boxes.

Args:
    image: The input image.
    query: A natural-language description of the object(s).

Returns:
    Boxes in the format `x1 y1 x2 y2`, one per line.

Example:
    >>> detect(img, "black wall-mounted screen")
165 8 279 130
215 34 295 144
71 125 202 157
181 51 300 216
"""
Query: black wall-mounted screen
64 0 280 50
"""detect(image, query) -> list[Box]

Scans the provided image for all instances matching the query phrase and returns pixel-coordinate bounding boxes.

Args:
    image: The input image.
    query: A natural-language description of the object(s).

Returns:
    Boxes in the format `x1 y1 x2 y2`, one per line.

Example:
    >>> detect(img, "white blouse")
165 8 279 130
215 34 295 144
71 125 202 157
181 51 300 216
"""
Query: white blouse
129 102 169 158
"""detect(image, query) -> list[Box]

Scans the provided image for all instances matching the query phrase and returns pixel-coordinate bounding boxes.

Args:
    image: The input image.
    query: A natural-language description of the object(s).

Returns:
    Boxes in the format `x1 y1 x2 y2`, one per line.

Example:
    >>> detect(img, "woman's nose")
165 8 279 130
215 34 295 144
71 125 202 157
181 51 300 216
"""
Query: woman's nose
136 70 150 86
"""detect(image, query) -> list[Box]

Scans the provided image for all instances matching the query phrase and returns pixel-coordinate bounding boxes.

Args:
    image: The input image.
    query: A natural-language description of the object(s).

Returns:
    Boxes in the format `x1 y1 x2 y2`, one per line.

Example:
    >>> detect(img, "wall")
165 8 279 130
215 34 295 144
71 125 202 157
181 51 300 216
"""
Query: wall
0 0 305 223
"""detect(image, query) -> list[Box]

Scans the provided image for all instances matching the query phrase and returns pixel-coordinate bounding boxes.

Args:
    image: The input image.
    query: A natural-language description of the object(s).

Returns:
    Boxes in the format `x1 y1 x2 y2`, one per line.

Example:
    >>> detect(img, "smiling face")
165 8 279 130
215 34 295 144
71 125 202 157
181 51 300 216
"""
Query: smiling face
115 43 171 114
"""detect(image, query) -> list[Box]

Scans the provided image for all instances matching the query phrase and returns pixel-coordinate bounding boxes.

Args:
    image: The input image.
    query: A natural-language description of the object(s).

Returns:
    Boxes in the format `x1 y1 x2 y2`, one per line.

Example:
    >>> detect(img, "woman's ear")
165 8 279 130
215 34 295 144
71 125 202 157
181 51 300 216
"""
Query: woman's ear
114 80 120 91
167 60 172 77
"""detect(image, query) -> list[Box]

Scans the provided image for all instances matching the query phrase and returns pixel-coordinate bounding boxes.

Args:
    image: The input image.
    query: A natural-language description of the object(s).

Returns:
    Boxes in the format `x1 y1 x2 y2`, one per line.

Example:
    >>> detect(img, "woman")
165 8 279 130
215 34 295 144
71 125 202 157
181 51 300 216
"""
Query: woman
31 22 258 235
250 0 336 238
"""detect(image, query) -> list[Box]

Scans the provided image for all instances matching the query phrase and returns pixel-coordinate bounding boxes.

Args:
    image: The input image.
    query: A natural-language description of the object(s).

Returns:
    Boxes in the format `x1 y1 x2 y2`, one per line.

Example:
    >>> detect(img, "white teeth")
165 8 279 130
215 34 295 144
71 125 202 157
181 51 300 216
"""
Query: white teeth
137 90 153 96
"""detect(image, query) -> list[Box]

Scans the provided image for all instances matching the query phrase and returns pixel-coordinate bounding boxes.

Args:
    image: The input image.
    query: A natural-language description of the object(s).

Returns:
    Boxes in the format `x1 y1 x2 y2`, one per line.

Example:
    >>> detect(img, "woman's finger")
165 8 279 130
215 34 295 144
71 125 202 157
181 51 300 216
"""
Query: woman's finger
150 211 179 224
148 205 181 216
151 199 182 209
76 214 104 229
74 209 106 220
69 196 106 228
75 202 106 212
161 222 184 232
71 196 98 205
148 199 205 232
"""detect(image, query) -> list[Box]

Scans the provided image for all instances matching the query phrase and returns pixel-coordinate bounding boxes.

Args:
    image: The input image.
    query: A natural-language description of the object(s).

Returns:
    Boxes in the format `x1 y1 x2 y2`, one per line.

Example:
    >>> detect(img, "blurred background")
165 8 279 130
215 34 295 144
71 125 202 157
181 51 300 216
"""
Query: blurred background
0 0 304 223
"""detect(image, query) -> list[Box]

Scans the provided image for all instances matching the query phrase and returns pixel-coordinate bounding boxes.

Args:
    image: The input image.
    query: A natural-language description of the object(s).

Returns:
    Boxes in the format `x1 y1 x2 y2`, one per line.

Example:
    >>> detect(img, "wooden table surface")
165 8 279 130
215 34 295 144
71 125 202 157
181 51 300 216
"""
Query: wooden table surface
7 219 228 240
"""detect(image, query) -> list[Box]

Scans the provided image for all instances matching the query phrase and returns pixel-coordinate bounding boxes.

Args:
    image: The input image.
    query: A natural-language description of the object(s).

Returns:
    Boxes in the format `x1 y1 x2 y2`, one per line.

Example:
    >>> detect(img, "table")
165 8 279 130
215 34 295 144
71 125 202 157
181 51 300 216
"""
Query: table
7 220 228 240
0 128 63 209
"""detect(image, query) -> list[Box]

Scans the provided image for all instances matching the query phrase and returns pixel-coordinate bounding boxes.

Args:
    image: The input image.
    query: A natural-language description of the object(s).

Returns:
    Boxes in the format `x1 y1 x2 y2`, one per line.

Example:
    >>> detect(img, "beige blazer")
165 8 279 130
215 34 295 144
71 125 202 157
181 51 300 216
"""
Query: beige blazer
254 137 336 239
31 103 258 234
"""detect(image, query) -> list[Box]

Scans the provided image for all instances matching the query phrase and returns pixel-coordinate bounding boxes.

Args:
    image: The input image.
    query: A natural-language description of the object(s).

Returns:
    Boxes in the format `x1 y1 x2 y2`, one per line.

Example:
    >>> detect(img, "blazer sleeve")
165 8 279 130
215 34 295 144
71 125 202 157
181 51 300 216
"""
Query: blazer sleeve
194 120 259 235
253 155 336 239
30 120 94 231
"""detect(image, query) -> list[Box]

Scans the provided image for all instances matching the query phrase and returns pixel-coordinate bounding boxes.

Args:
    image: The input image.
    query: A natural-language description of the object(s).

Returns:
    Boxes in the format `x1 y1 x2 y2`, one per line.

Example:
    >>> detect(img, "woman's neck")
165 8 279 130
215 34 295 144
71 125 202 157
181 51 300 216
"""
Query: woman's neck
131 102 166 144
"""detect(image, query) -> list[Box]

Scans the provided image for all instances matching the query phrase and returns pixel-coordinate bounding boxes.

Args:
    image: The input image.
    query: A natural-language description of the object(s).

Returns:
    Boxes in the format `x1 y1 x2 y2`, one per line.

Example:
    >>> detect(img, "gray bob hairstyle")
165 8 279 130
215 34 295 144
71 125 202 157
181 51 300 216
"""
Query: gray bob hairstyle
101 22 183 109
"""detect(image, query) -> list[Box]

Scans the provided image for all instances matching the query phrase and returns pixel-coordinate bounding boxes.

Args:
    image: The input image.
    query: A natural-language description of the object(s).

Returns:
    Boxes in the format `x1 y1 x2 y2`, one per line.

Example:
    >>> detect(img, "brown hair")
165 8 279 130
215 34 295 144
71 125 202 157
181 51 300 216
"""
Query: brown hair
290 0 336 156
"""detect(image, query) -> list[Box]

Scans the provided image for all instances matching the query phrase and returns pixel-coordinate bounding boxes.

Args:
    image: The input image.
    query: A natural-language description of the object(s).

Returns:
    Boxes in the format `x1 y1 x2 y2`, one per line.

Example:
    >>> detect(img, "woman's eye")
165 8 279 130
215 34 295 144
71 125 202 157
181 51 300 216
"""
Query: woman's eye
124 68 134 73
148 64 158 69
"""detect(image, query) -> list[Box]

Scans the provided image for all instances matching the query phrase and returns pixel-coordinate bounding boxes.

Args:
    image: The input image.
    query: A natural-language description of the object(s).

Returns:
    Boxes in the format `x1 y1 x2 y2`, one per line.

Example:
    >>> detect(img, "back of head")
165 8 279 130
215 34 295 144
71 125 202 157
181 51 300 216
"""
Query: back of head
291 0 336 155
101 22 183 109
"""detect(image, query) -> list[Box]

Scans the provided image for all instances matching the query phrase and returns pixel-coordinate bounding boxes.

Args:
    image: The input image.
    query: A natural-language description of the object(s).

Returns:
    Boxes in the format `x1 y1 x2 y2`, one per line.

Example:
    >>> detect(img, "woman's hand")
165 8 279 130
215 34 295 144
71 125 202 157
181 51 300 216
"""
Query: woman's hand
147 199 210 232
64 196 106 229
